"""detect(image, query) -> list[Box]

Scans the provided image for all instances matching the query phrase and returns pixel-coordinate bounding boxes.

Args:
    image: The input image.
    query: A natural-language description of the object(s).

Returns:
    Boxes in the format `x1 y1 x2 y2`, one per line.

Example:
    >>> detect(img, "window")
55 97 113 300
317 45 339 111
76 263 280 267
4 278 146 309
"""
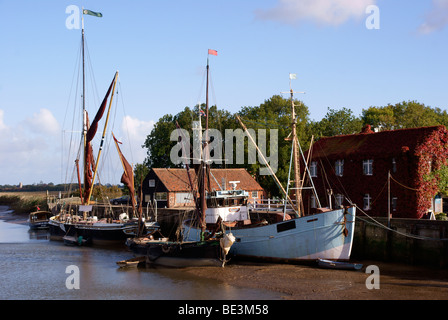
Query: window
148 179 155 187
310 161 317 177
155 192 167 201
392 158 397 173
363 194 371 210
363 159 373 175
335 160 344 177
335 194 344 208
251 191 258 198
310 194 316 209
392 197 397 212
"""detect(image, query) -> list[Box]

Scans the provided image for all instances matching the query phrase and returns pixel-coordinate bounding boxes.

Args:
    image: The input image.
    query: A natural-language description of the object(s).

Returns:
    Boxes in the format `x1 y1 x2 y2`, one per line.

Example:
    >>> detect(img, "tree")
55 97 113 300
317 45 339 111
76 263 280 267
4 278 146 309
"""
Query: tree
311 107 363 138
238 95 311 197
361 101 442 131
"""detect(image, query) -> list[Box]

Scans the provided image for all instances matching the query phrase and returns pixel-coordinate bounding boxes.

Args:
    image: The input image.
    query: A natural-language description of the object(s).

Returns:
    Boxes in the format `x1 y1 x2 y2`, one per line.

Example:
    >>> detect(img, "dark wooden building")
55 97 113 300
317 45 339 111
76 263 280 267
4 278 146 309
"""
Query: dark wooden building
302 125 448 219
142 168 265 209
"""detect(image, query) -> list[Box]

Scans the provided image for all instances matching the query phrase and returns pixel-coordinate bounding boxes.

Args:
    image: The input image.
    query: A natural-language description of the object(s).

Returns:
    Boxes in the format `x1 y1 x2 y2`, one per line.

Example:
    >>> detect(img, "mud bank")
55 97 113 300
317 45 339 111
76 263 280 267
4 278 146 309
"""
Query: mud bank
184 260 448 300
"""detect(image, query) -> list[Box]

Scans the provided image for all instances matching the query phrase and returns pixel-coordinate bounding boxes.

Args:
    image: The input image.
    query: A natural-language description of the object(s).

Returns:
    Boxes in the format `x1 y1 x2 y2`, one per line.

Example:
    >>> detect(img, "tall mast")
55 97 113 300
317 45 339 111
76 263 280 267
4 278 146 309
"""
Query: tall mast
283 74 305 216
200 55 210 235
81 9 88 204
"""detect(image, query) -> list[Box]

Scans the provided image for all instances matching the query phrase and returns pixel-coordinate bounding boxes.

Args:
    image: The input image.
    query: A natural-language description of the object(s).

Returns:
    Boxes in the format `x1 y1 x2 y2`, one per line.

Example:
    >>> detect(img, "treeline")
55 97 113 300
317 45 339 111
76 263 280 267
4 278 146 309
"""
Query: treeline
0 183 67 192
143 96 448 197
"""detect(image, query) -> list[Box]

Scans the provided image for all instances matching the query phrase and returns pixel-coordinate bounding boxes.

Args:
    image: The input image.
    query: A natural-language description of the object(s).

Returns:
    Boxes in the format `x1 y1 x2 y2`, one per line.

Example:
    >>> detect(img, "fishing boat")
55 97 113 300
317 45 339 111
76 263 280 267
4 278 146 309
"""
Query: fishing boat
182 75 357 263
48 10 158 246
28 210 52 230
126 49 235 267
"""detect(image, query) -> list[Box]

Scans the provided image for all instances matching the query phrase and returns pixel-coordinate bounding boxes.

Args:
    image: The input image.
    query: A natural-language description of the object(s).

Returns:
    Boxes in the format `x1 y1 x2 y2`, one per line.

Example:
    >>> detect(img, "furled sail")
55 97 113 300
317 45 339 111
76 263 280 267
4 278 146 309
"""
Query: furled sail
112 133 136 212
83 76 115 203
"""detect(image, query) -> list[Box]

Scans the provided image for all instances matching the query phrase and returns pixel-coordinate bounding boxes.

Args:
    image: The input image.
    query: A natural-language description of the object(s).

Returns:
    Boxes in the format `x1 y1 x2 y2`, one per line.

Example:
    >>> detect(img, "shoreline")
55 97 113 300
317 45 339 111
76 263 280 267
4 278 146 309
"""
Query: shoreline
0 205 28 225
183 260 448 300
1 206 447 300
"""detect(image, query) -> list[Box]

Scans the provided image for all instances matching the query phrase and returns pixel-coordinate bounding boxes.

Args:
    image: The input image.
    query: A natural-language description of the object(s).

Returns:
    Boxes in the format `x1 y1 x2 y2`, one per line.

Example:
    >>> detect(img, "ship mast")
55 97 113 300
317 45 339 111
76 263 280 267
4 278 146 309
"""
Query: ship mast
282 74 305 216
81 10 87 204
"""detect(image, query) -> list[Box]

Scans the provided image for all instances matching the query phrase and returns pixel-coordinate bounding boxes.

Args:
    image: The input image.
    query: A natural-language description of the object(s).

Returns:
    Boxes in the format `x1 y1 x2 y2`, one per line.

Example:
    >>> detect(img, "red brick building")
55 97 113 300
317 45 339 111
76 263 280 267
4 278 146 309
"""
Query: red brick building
142 168 264 208
302 125 448 219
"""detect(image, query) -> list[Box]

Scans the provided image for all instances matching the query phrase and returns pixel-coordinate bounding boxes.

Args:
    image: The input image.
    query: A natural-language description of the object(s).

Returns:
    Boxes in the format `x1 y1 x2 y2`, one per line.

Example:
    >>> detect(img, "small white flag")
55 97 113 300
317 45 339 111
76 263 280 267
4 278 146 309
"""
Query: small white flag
289 73 297 80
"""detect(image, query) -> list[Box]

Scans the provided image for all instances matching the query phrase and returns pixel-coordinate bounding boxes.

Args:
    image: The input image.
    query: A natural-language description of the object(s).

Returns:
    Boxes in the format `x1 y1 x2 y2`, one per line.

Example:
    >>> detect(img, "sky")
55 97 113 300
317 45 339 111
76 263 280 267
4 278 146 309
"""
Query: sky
0 0 447 186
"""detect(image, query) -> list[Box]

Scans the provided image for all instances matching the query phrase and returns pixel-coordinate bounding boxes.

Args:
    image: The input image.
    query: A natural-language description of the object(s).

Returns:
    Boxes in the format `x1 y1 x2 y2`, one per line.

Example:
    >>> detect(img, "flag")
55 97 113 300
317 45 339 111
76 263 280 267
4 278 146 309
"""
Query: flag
208 49 218 56
200 109 206 117
83 9 103 17
289 73 297 80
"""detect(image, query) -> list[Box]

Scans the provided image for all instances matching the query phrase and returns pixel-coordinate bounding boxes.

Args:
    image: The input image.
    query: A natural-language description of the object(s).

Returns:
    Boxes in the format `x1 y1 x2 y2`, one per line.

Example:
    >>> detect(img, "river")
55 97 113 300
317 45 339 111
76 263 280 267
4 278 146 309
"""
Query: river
0 207 281 300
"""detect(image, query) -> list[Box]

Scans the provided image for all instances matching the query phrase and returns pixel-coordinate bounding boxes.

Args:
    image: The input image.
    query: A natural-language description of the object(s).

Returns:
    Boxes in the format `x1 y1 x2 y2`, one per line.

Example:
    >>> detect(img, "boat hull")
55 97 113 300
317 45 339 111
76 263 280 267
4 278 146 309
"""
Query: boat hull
48 217 156 246
127 239 224 267
182 206 356 262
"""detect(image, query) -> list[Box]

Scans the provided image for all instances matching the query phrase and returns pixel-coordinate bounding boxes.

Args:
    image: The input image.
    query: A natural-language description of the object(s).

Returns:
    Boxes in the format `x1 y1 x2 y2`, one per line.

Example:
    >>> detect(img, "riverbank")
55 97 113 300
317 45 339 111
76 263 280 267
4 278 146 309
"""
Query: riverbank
183 260 448 300
1 206 447 300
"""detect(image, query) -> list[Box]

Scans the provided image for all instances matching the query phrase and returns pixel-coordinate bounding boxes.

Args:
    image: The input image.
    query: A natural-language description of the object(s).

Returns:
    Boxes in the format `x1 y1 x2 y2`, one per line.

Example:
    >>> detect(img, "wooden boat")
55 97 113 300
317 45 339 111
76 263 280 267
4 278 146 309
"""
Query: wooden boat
127 50 234 267
317 259 363 270
49 11 159 246
116 256 146 268
28 210 52 230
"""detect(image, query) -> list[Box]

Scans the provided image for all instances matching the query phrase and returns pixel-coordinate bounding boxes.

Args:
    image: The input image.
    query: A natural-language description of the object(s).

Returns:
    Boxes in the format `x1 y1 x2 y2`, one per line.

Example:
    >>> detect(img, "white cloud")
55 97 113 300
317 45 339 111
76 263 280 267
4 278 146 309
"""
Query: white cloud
24 108 61 136
255 0 377 26
120 115 155 164
0 108 62 185
418 0 448 34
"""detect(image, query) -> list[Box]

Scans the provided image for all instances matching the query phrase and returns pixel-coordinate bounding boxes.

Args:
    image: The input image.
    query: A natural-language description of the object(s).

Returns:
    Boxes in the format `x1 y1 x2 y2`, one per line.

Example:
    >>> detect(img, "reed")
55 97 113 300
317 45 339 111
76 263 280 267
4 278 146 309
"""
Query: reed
0 192 48 214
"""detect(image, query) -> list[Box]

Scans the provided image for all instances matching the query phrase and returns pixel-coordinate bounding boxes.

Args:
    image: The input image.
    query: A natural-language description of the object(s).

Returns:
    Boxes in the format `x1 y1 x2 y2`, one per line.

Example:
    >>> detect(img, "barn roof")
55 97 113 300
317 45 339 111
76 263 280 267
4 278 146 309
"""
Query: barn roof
151 168 264 192
311 125 446 159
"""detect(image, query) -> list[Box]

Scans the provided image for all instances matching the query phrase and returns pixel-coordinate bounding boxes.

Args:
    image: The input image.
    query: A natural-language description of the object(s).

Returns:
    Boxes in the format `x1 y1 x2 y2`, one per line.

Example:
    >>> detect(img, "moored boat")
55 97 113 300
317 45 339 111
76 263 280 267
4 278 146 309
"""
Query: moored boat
182 74 357 263
28 210 52 230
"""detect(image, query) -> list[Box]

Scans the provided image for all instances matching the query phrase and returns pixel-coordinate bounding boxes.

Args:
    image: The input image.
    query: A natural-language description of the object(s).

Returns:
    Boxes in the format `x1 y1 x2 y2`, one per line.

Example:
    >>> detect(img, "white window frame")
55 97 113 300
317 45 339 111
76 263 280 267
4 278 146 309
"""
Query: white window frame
148 179 155 187
363 194 371 210
392 197 397 212
335 160 344 177
363 159 373 176
310 194 316 209
310 161 317 177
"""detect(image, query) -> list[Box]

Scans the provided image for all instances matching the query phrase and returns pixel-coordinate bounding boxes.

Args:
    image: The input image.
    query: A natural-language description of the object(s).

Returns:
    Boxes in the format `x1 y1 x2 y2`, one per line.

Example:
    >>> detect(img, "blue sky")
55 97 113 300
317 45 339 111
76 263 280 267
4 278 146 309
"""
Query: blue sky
0 0 447 185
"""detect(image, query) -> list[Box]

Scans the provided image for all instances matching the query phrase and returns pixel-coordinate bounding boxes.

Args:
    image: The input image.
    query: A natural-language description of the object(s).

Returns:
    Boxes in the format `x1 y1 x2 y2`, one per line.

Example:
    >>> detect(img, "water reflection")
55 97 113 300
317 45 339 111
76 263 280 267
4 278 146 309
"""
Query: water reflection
0 212 281 300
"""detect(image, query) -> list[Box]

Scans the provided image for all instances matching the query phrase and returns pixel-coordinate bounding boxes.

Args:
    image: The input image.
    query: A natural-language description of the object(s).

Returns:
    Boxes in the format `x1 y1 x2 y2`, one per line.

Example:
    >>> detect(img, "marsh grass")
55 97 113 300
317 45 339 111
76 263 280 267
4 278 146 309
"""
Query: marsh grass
0 192 48 214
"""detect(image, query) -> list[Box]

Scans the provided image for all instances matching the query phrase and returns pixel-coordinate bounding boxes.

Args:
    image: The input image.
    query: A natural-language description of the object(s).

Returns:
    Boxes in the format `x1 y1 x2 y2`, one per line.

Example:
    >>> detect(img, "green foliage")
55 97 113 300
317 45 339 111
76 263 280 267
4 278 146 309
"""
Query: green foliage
311 107 363 137
362 100 445 130
141 96 448 197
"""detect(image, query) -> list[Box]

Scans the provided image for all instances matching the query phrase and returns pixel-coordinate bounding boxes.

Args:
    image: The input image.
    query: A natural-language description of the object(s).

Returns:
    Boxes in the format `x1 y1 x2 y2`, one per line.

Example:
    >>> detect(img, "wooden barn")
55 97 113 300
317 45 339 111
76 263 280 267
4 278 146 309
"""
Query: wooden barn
142 168 265 209
302 125 448 219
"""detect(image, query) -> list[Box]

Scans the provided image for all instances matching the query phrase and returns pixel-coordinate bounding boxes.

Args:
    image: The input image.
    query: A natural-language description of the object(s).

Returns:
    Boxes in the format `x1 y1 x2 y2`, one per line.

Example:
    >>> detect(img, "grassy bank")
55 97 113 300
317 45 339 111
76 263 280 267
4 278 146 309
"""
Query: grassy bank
0 192 48 215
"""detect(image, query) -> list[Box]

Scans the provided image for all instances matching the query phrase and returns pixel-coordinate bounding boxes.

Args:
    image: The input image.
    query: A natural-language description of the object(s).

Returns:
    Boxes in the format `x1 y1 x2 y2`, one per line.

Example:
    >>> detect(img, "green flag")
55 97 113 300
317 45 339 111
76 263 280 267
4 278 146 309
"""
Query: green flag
83 9 102 17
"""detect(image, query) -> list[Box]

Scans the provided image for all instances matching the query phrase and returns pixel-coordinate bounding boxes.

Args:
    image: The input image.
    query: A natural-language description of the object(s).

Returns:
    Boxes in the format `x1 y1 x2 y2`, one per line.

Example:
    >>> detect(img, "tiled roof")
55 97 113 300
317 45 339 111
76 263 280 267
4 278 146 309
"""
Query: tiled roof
152 168 264 192
311 125 445 159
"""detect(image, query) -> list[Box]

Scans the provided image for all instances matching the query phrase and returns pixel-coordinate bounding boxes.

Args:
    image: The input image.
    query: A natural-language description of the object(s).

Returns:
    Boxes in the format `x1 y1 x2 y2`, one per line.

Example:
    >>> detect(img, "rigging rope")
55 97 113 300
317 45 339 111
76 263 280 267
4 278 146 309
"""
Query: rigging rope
351 202 448 242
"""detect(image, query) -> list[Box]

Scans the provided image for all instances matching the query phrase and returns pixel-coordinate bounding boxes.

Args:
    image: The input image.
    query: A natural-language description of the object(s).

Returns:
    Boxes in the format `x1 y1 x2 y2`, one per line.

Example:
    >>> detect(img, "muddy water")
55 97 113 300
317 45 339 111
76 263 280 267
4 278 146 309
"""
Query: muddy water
0 208 281 300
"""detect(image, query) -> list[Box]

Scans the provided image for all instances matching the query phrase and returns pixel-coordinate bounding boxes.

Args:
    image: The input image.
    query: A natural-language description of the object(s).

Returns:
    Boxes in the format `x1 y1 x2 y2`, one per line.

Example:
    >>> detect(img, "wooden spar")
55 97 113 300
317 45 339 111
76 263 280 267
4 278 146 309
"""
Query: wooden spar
75 159 84 203
290 89 301 216
86 71 118 205
235 115 298 216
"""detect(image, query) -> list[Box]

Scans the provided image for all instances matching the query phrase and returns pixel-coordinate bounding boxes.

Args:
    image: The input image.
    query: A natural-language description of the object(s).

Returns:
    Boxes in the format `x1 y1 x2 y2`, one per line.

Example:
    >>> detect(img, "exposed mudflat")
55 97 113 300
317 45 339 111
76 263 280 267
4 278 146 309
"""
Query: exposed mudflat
184 259 448 300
